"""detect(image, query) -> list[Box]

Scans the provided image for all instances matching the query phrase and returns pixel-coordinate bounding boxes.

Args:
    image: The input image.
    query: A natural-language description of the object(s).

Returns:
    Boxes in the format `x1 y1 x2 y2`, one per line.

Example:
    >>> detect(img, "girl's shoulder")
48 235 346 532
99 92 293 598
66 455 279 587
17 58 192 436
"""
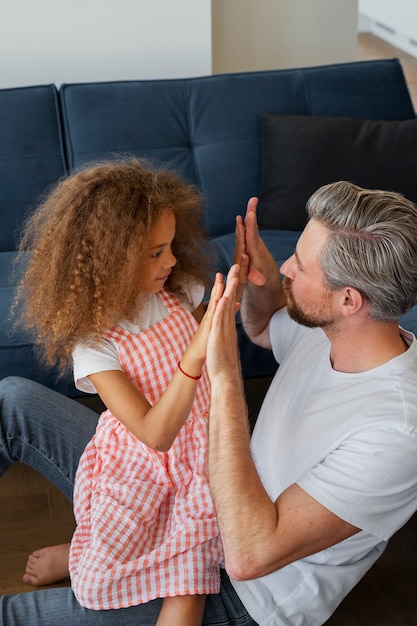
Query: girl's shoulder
165 277 205 313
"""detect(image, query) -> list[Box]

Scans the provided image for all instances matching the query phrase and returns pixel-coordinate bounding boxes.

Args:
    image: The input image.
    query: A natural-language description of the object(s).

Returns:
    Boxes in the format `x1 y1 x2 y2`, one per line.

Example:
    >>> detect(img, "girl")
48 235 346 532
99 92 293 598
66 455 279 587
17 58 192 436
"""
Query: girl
13 159 223 626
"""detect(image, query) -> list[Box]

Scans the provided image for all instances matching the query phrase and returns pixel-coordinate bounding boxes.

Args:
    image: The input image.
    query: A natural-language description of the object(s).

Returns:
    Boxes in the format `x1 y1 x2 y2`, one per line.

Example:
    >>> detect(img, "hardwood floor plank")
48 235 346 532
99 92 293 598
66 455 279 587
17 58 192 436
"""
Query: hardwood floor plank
0 463 74 594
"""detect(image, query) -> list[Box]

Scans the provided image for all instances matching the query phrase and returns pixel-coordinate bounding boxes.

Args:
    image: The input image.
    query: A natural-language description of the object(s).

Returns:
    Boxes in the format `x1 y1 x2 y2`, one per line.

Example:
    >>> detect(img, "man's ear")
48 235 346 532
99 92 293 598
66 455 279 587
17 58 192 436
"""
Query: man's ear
340 287 364 317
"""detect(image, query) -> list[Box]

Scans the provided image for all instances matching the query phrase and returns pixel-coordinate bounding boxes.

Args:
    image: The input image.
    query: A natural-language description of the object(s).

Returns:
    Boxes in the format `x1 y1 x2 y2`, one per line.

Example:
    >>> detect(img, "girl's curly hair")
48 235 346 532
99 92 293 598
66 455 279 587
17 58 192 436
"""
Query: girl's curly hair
13 158 215 374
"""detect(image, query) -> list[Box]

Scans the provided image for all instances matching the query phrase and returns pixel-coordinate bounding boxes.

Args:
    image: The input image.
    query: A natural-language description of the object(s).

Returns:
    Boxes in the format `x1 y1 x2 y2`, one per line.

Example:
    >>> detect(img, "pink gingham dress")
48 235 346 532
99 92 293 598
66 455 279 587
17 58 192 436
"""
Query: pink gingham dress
69 290 222 610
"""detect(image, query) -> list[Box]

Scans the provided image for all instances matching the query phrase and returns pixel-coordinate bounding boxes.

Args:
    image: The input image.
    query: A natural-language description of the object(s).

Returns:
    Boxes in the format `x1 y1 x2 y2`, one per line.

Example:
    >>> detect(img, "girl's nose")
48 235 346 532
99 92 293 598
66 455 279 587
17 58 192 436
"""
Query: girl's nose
163 253 176 269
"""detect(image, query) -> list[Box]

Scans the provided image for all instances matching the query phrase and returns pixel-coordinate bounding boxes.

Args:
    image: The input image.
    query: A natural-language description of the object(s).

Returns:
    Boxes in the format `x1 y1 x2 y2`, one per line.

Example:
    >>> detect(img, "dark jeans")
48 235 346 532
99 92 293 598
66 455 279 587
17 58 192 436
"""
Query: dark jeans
0 377 256 626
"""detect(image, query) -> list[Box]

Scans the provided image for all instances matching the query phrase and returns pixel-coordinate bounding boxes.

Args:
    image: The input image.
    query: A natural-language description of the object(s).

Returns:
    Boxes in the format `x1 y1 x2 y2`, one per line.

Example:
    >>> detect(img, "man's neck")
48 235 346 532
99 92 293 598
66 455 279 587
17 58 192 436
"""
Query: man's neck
327 320 408 373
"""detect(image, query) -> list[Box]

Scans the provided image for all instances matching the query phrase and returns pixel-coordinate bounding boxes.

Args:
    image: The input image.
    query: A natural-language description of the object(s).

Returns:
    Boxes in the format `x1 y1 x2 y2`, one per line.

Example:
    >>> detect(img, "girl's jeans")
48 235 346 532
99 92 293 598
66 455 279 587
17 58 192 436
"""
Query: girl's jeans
0 376 256 626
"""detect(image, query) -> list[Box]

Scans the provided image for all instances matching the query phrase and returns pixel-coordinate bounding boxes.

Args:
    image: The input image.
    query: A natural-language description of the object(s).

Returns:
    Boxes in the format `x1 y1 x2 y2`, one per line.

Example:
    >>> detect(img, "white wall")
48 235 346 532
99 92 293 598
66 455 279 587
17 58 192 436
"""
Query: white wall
0 0 364 89
212 0 359 74
359 0 417 58
0 0 212 88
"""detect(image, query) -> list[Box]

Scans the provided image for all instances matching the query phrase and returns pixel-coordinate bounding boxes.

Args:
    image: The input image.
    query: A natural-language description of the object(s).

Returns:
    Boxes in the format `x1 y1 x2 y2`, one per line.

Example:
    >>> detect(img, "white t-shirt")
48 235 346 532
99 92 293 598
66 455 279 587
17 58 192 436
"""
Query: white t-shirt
232 308 417 626
73 284 204 394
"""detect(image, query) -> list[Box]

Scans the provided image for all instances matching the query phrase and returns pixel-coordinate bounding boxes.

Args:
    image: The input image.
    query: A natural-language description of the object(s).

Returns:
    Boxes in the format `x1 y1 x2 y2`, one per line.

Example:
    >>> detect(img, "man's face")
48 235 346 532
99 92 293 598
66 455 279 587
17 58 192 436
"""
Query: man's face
279 219 338 330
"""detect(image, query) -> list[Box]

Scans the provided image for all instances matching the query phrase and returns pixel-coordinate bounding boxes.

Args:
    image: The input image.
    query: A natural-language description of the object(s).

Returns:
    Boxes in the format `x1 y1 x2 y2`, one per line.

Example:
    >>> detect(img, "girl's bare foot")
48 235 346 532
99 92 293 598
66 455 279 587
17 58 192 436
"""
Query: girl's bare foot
23 543 70 586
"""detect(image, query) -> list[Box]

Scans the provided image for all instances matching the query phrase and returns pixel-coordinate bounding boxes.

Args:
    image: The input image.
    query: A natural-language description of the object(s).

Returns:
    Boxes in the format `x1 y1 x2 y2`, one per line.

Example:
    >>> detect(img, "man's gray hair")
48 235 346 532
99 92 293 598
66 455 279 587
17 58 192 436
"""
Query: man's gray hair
306 181 417 321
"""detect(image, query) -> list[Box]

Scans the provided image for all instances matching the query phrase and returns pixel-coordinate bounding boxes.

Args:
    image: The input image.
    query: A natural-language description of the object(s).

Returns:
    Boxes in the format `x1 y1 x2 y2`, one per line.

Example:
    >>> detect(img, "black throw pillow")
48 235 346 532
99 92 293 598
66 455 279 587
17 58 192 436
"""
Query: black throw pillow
257 113 417 231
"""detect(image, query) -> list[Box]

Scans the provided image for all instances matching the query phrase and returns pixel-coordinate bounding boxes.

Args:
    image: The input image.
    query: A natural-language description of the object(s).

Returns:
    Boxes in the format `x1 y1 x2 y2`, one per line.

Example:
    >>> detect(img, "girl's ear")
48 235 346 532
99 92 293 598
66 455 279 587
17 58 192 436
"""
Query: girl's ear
340 287 364 317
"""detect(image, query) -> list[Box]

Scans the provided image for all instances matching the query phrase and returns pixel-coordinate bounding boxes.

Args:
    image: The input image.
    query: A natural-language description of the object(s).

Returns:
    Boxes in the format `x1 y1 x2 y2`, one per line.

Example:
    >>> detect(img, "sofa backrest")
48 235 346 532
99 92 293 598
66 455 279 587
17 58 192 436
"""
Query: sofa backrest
60 58 415 239
0 85 67 252
0 84 69 391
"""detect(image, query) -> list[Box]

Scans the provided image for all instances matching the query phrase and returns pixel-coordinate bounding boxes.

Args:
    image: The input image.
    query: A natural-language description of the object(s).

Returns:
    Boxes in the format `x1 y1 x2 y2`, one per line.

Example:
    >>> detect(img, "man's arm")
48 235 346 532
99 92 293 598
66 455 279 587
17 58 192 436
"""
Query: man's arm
235 198 286 349
207 270 359 581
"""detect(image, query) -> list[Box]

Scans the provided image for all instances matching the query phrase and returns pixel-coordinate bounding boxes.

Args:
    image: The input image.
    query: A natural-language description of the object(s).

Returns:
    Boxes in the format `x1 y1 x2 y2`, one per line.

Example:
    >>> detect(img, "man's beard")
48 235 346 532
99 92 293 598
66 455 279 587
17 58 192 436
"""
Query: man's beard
283 277 336 330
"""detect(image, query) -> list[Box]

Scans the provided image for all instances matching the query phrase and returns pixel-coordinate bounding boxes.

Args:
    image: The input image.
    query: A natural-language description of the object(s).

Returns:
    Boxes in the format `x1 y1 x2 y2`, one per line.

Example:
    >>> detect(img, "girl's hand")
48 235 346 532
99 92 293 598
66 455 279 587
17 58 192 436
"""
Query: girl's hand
180 272 224 375
206 265 241 379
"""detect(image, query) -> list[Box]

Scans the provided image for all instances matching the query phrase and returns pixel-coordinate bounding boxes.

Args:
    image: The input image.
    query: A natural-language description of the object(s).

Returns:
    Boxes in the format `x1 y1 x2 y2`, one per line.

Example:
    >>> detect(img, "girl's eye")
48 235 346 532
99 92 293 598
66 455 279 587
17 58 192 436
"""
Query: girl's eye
151 250 162 258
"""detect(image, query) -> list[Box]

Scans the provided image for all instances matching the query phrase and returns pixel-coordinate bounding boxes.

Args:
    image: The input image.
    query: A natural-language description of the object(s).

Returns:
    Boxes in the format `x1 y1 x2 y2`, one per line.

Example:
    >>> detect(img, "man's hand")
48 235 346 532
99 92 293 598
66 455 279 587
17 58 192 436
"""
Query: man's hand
235 197 274 290
245 197 286 288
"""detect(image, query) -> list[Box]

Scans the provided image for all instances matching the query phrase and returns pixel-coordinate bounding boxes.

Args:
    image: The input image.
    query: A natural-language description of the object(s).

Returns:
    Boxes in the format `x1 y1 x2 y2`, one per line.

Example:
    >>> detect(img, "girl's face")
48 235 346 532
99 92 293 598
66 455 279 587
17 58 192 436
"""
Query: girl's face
144 210 177 293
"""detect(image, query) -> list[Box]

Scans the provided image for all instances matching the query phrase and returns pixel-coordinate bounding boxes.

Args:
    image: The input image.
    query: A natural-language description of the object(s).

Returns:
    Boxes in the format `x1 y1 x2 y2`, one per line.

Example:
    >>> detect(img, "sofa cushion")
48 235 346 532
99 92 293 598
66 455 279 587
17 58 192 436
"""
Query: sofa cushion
257 113 417 231
0 85 72 394
400 306 417 337
0 250 76 394
0 85 67 252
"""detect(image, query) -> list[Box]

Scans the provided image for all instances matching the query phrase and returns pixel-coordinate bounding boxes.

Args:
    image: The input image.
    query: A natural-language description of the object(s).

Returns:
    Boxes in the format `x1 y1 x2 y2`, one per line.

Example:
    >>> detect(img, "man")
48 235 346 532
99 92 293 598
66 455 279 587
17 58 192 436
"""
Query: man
206 181 417 624
1 181 417 624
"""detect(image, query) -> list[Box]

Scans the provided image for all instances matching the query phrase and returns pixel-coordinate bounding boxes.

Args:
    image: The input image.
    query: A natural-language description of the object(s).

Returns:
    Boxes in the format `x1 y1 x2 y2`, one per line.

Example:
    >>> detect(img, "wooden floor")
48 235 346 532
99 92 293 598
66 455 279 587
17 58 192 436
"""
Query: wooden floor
0 461 75 595
1 32 417 623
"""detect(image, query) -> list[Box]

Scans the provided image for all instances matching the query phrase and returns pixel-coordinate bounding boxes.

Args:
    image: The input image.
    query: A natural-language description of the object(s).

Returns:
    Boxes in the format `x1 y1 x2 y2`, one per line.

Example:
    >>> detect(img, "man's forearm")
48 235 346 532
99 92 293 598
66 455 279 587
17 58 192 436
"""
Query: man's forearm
208 372 278 581
206 267 281 581
208 375 254 576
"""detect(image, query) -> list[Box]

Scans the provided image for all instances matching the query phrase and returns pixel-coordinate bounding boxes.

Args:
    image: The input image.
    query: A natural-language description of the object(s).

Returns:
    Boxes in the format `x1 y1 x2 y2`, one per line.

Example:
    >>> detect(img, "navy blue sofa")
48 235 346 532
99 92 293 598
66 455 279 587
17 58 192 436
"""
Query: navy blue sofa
1 58 417 396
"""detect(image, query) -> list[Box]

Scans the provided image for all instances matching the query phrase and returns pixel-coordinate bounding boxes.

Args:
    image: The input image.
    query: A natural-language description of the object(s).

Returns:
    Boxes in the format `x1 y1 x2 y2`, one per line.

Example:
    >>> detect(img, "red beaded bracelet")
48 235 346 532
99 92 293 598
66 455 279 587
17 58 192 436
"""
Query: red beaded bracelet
178 361 201 380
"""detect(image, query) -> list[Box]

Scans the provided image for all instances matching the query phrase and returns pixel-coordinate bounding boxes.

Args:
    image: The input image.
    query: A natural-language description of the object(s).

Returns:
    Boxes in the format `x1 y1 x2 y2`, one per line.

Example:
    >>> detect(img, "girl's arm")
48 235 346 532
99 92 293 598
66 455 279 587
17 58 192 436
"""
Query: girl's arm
88 273 225 452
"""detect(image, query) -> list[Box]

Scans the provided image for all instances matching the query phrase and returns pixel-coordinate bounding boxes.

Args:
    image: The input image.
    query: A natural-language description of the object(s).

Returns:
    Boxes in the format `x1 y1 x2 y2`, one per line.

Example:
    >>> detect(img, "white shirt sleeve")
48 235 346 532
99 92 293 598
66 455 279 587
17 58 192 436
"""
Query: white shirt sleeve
73 338 122 394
